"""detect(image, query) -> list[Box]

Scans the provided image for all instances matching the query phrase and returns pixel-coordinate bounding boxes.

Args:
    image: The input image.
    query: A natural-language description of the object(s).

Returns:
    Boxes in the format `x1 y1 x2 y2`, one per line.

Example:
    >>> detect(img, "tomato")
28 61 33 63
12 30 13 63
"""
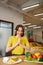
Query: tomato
31 54 37 59
39 54 43 58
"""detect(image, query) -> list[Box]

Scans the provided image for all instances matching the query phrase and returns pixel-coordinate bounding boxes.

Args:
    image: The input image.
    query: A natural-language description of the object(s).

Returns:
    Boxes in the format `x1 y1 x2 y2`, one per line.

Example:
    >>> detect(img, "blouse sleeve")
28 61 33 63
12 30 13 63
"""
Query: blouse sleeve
25 36 30 46
7 36 12 47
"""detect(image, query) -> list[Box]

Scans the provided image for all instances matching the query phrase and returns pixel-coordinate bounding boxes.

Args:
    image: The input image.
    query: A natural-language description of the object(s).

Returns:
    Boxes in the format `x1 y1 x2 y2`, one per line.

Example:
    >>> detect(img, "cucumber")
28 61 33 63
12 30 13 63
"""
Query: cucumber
39 58 43 62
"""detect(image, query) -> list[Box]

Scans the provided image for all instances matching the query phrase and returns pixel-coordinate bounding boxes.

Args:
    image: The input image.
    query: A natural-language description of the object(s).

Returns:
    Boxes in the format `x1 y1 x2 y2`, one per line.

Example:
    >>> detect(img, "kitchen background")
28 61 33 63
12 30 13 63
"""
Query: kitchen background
0 0 43 57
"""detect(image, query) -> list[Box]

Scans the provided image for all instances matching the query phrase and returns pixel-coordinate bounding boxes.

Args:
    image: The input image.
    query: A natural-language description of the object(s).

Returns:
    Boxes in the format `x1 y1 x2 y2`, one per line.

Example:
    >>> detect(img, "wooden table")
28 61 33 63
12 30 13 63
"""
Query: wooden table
0 56 43 65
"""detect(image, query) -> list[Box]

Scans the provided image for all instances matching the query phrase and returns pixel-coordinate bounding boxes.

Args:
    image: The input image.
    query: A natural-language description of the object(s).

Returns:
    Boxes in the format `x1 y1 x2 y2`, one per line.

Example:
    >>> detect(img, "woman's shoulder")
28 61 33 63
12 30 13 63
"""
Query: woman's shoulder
9 35 16 39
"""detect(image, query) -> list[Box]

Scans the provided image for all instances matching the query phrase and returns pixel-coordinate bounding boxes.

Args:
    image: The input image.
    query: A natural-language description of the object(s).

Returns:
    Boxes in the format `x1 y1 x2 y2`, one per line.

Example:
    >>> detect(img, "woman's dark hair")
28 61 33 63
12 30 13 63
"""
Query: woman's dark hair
15 24 24 36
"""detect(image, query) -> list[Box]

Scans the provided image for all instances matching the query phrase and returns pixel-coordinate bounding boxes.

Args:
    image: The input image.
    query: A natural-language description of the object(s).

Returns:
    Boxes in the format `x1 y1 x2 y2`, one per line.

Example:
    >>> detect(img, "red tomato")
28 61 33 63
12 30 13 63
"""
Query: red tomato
39 54 43 58
31 54 37 59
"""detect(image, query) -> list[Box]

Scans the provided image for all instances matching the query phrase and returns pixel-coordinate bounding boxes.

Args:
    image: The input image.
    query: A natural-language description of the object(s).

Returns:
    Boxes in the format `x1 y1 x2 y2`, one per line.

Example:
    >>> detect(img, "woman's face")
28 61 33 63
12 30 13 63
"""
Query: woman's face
17 27 23 36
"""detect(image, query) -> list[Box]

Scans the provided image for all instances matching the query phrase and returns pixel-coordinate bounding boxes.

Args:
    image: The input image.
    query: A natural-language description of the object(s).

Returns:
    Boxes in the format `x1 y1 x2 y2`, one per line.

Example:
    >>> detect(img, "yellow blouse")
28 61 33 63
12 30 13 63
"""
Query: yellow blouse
7 36 29 54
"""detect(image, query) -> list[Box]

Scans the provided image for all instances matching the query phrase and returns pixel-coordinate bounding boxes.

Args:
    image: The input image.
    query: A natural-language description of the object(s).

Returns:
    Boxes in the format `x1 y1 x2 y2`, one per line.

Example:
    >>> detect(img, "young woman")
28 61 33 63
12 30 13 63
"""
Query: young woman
6 24 30 55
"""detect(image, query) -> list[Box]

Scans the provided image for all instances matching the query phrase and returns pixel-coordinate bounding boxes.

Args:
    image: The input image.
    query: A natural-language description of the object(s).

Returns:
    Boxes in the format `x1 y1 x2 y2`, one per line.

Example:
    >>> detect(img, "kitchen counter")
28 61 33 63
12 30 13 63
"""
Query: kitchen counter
0 56 43 65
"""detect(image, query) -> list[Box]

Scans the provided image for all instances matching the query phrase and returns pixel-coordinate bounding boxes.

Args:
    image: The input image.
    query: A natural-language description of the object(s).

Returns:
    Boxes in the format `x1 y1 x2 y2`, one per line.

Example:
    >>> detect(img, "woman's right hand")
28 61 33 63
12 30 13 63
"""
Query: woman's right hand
12 38 21 48
17 38 21 45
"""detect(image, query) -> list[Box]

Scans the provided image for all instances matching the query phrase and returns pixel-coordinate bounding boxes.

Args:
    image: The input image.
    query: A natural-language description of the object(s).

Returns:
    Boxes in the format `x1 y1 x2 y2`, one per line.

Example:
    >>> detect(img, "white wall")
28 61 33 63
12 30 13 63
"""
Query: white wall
0 5 25 56
0 6 24 29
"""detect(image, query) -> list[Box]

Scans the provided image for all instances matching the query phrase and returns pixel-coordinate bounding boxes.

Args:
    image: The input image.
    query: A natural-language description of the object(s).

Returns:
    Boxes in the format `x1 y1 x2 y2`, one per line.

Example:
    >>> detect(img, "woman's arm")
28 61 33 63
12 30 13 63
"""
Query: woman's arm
20 44 30 50
20 44 26 49
6 42 19 52
6 38 20 53
20 36 31 53
20 44 30 54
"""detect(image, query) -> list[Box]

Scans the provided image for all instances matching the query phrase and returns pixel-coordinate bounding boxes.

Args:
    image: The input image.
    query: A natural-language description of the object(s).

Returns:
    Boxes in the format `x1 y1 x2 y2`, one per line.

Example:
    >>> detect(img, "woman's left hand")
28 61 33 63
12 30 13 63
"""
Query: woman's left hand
25 46 31 53
25 46 30 50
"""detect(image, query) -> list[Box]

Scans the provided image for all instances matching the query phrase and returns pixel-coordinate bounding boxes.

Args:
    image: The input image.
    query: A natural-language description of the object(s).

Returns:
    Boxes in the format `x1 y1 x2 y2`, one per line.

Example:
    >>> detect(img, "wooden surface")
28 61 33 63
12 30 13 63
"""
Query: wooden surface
0 56 43 65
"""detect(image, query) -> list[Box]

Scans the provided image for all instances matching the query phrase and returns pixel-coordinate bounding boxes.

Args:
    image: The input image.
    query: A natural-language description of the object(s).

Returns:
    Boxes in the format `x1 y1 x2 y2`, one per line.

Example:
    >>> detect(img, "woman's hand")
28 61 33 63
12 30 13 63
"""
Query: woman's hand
25 46 31 53
17 38 21 45
25 46 30 50
12 38 21 48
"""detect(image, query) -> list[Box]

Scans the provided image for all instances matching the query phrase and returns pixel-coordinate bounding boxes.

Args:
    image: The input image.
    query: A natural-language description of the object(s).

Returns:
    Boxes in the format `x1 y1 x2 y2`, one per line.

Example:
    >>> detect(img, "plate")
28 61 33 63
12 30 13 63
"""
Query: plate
3 57 22 64
24 60 43 64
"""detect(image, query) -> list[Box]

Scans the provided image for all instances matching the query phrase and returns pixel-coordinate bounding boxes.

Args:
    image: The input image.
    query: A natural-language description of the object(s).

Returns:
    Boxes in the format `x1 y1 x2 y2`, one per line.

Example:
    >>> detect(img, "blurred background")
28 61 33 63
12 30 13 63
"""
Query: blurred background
0 0 43 57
